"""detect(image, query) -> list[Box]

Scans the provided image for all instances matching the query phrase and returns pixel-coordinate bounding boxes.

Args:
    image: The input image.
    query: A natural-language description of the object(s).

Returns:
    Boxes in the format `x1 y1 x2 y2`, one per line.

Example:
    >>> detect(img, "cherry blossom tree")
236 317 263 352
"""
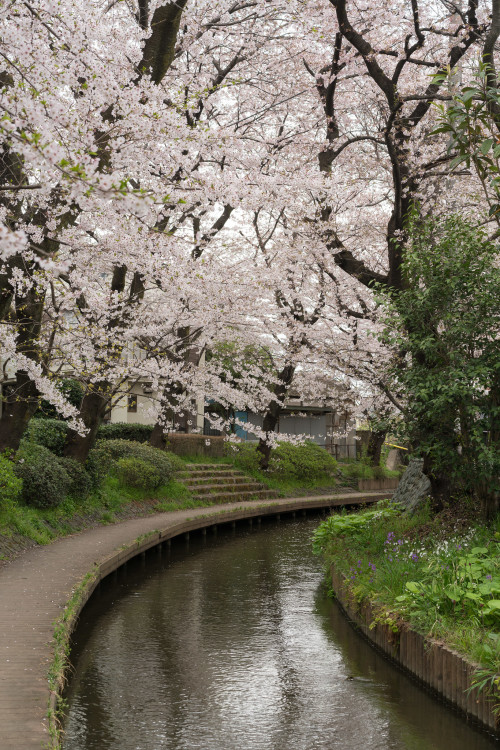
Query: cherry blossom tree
1 0 498 469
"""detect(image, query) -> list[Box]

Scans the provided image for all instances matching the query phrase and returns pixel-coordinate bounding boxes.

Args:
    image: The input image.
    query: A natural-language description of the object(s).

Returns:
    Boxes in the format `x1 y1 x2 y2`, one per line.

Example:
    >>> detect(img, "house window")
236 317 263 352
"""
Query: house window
127 395 137 413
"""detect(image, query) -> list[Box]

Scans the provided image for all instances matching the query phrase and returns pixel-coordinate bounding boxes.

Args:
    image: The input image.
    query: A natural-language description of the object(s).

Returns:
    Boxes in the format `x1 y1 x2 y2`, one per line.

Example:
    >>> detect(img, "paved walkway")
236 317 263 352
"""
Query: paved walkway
0 491 388 749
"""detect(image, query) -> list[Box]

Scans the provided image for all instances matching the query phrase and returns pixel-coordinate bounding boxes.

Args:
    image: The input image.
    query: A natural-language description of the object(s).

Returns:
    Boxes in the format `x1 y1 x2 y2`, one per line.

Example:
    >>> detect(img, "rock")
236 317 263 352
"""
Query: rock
392 458 431 514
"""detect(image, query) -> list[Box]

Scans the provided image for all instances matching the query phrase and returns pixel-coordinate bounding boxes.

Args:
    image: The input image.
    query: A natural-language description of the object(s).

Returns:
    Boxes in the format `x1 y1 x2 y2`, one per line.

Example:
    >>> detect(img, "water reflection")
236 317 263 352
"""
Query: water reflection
63 518 498 750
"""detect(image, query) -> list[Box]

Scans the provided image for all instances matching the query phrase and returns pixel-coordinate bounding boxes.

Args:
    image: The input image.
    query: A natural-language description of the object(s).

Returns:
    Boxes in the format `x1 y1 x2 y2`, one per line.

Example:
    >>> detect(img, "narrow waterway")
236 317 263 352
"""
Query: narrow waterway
63 516 498 750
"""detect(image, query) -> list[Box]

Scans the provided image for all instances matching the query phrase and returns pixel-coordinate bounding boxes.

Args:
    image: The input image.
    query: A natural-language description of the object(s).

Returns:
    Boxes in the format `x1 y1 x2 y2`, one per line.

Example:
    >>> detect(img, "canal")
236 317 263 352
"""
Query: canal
63 515 498 749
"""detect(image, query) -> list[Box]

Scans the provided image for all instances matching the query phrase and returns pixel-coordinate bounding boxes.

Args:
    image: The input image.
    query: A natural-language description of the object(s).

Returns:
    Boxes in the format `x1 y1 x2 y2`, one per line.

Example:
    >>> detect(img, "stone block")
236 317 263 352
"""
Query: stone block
392 458 431 513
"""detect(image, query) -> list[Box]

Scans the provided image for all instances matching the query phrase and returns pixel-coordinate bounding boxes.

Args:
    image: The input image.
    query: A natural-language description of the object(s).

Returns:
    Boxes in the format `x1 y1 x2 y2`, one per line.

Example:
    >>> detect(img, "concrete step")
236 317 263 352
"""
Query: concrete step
184 463 236 471
188 482 268 495
184 476 255 487
191 489 280 503
179 469 245 479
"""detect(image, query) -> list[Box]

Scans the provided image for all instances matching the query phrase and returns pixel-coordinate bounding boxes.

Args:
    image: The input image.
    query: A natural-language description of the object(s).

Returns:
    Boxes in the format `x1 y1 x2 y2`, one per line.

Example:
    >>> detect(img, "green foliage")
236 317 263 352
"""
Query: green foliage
0 453 22 506
94 439 178 482
86 444 114 489
312 501 401 555
337 461 399 482
432 62 500 221
270 441 337 479
379 211 500 496
58 457 92 499
23 418 68 456
226 442 261 472
97 422 154 443
115 457 162 491
314 500 500 685
34 378 84 419
395 544 500 628
15 443 70 508
228 441 337 480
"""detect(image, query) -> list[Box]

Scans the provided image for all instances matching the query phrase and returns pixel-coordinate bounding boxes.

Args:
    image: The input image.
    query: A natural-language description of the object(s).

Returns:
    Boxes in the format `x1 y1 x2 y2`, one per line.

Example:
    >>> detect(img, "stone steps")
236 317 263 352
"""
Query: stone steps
184 463 235 471
177 463 280 504
186 482 267 495
184 476 253 487
190 489 279 504
179 471 246 480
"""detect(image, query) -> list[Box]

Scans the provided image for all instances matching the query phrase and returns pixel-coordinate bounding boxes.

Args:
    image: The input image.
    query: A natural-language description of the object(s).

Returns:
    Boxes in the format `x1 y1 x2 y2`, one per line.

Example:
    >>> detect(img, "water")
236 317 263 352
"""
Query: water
63 516 498 749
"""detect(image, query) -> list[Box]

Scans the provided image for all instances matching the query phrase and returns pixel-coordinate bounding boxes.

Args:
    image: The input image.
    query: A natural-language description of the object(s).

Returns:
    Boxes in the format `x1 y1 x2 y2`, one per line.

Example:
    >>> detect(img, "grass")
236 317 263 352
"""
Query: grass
313 499 500 701
0 474 201 555
47 564 99 748
337 461 400 481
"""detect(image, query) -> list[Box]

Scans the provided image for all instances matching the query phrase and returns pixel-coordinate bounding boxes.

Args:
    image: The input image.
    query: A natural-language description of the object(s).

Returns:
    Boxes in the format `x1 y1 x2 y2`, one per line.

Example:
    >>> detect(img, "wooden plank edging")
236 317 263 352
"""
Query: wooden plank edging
329 565 499 736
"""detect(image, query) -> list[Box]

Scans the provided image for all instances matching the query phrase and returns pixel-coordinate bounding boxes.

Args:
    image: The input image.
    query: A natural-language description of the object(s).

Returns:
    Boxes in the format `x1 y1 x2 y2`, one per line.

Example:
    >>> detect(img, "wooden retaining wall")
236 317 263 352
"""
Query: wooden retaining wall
357 477 399 491
329 567 499 735
165 433 226 457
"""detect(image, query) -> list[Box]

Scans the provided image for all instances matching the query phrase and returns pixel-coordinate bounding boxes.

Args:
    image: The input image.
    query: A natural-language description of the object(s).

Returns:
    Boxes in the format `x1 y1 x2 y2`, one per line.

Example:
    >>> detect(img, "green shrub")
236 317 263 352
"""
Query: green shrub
97 422 154 443
58 457 93 499
93 439 177 482
23 418 68 456
15 443 70 508
269 441 337 480
340 462 374 480
86 444 114 489
162 451 185 472
0 453 23 505
115 457 162 491
225 442 261 472
339 462 399 481
228 441 337 480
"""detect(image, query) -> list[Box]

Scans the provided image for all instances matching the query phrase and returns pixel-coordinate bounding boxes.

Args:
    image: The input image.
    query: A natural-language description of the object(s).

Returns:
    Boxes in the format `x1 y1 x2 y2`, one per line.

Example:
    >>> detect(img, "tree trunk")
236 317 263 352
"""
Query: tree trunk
0 283 46 453
149 421 167 449
256 401 281 471
63 385 108 463
366 429 386 467
0 371 39 453
257 364 295 471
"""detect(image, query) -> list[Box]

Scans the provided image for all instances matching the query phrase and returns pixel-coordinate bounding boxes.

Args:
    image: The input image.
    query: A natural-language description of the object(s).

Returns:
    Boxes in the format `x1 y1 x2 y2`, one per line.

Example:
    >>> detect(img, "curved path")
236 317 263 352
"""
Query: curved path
0 491 388 749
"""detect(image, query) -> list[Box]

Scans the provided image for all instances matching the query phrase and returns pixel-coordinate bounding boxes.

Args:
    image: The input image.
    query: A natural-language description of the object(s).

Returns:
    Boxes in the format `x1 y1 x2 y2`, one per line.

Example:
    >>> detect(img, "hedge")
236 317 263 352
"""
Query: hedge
227 441 337 479
23 419 68 456
15 443 70 508
97 423 154 443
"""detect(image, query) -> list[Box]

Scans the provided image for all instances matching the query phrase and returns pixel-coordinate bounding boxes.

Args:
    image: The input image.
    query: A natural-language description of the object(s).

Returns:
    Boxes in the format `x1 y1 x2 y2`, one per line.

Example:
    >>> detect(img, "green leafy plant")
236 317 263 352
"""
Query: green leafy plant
86 444 114 489
94 439 182 480
115 457 162 491
58 457 93 499
14 443 70 508
228 441 337 481
269 441 337 479
97 422 154 443
378 210 500 502
395 544 500 628
0 453 22 506
23 419 68 456
312 501 401 555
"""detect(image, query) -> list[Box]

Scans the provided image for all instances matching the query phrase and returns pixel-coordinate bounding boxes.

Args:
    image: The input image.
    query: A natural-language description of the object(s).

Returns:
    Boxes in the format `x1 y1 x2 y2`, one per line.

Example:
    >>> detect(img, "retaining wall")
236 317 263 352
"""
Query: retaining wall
165 433 225 457
357 477 399 491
